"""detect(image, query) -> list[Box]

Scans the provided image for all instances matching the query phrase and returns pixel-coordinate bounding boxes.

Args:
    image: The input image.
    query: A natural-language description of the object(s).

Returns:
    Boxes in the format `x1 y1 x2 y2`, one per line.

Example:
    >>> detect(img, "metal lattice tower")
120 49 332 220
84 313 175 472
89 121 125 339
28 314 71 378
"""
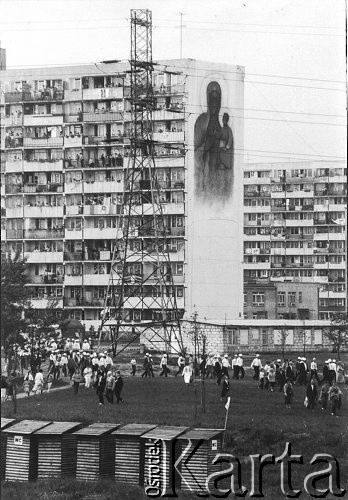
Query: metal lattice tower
100 9 184 356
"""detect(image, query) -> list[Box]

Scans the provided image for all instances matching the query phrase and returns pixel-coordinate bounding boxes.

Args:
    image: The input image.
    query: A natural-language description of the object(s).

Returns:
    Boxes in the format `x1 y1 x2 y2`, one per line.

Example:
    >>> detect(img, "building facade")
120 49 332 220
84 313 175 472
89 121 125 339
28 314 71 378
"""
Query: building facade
243 161 347 320
0 59 244 332
243 281 319 320
145 319 334 354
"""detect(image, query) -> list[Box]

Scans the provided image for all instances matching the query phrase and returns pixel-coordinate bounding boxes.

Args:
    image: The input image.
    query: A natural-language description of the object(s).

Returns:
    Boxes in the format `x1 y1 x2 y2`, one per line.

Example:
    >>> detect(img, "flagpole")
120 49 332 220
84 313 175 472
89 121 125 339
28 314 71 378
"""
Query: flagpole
222 396 230 450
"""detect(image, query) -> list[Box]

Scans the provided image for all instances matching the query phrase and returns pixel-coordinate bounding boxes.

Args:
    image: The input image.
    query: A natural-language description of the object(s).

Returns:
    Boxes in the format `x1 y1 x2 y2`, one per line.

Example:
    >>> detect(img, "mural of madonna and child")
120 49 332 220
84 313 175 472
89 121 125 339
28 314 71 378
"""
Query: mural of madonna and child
194 81 234 202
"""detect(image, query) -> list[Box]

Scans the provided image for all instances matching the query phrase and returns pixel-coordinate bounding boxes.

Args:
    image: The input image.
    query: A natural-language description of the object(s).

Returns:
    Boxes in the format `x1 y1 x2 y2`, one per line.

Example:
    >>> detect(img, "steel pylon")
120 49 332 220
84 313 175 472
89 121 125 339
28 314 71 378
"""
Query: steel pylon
100 9 184 357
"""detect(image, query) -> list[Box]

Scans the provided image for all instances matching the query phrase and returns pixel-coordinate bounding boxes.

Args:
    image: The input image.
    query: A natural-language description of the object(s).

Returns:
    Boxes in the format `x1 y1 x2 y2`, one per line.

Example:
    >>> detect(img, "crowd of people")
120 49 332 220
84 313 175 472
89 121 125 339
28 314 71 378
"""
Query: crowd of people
1 338 346 416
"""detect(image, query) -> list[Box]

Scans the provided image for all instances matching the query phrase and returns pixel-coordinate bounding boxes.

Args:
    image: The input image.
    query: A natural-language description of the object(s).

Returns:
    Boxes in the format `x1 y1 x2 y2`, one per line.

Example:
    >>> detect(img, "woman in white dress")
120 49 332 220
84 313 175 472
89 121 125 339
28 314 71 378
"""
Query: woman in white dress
182 363 193 386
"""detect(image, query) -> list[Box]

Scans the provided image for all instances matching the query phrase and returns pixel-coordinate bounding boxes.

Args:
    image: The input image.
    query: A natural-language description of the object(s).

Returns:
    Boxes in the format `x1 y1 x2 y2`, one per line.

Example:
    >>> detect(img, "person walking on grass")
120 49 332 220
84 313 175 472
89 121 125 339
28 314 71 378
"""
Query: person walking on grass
251 354 262 380
182 362 193 386
259 368 265 390
175 354 185 377
83 364 93 388
306 380 318 410
141 353 151 378
159 354 169 377
105 371 115 404
114 371 124 403
23 371 33 397
72 369 82 395
221 354 230 379
329 382 342 416
268 367 276 392
95 369 107 405
309 358 320 384
33 369 44 395
319 381 330 411
46 372 54 393
283 379 293 409
220 374 230 403
130 357 137 376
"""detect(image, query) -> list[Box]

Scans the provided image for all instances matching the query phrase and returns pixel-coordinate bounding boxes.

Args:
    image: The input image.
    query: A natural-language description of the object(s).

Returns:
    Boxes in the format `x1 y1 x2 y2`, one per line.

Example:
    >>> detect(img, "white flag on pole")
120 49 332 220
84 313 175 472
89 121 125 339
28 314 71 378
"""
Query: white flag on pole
225 396 230 411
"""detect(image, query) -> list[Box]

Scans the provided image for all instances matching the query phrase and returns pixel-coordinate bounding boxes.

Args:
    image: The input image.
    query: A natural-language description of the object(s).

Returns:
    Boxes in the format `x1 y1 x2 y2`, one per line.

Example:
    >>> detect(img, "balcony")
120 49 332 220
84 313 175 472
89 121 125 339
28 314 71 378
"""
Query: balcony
153 156 185 168
152 109 184 121
6 207 23 218
64 114 82 123
23 90 64 102
83 135 125 146
84 204 120 215
64 136 83 147
153 131 185 143
23 137 64 148
5 92 26 103
63 297 105 307
23 115 63 126
64 228 83 240
64 182 83 194
83 180 124 193
83 274 109 286
153 84 185 95
5 184 23 194
5 137 23 148
82 111 123 122
64 275 83 286
6 229 24 239
65 206 83 216
30 298 64 309
4 115 23 127
24 251 63 263
63 252 83 262
24 229 64 239
163 203 185 215
29 274 64 285
23 183 63 194
64 89 83 101
23 206 64 218
82 87 123 100
22 159 63 172
84 227 117 239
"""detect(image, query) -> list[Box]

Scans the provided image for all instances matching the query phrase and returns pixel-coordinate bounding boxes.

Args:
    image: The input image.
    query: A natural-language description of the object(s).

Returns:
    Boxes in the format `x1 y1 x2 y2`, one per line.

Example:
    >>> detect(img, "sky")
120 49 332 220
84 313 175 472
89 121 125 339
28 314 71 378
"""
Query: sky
0 0 346 163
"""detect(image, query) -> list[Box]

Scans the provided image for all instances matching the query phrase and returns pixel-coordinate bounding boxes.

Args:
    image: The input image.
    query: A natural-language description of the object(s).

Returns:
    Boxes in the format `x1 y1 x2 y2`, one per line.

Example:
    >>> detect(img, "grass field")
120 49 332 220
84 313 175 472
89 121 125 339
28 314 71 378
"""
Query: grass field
1 355 348 499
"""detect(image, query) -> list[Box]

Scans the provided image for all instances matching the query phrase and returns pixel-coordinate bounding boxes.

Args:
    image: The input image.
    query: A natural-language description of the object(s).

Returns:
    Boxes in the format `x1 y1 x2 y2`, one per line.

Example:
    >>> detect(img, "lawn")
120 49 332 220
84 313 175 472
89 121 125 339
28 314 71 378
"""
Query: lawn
1 355 348 499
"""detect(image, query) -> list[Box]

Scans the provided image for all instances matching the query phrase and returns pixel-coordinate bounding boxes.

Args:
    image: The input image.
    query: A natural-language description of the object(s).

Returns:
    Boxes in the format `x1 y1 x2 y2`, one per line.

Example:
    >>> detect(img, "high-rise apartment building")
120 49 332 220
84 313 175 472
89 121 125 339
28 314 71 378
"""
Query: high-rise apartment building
243 161 347 320
1 59 245 331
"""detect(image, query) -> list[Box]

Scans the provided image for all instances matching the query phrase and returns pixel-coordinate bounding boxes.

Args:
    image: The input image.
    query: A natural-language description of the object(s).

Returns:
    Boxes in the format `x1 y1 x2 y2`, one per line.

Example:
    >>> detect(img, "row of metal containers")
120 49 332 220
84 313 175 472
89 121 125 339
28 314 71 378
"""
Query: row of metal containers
1 418 224 494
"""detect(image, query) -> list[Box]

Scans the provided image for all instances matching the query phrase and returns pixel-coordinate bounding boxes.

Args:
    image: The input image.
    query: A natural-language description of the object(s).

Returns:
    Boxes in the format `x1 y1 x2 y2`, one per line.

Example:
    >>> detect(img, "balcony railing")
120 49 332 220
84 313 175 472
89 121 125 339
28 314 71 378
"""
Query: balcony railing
5 184 23 194
64 136 83 147
5 92 27 103
153 131 185 143
5 137 23 148
83 135 126 145
64 297 105 307
153 84 185 95
63 252 83 261
82 87 123 100
23 114 63 126
6 229 24 239
23 90 64 102
24 229 64 239
83 111 124 122
4 115 23 127
23 183 63 194
23 137 64 148
64 89 83 101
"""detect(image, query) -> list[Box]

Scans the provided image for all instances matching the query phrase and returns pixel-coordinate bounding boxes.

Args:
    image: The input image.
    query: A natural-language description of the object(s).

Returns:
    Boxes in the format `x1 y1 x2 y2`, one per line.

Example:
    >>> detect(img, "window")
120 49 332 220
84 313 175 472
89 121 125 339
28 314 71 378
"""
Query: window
288 292 296 307
298 292 302 303
252 292 264 306
177 287 184 298
277 292 285 306
240 329 249 345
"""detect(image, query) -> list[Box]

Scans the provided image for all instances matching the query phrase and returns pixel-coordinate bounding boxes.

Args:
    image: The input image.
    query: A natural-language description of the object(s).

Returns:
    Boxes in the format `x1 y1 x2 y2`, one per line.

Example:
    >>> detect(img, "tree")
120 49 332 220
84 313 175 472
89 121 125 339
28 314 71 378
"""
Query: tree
1 252 31 354
324 313 348 360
